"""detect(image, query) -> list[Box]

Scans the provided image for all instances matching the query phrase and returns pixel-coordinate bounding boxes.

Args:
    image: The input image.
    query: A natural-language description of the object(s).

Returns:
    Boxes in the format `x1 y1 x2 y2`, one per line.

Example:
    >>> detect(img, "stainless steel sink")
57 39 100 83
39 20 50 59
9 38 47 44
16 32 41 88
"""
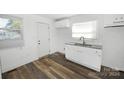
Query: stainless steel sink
74 43 92 47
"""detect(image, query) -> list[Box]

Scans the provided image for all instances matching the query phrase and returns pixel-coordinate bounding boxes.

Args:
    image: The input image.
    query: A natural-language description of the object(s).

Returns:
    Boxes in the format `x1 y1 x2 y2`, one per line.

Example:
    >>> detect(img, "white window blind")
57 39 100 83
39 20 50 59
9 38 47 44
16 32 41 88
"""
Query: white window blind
72 21 97 39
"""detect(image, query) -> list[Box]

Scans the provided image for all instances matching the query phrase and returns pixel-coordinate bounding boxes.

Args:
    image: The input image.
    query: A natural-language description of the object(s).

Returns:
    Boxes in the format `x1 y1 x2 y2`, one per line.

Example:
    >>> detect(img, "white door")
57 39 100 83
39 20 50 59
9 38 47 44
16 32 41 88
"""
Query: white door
37 23 50 58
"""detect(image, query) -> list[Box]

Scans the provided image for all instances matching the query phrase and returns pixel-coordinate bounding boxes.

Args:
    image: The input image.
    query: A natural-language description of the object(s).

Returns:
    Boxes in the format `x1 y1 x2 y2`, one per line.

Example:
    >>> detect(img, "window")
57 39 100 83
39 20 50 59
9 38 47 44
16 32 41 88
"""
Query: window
72 21 97 39
0 15 22 40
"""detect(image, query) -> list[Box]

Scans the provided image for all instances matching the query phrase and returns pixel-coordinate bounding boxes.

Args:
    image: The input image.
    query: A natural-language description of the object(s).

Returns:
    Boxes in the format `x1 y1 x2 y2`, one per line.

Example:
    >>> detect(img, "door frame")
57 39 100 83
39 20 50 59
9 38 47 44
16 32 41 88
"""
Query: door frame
36 22 50 58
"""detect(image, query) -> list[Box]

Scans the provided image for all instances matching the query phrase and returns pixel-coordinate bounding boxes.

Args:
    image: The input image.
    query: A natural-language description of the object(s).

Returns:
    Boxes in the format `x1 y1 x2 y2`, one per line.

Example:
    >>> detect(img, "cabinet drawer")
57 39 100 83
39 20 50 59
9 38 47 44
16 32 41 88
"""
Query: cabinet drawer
66 45 102 55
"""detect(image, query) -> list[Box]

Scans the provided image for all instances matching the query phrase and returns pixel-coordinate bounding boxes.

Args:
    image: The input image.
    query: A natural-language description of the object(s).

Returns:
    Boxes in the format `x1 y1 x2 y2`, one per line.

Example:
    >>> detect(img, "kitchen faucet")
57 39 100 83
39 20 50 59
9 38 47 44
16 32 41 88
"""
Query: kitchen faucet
79 36 85 45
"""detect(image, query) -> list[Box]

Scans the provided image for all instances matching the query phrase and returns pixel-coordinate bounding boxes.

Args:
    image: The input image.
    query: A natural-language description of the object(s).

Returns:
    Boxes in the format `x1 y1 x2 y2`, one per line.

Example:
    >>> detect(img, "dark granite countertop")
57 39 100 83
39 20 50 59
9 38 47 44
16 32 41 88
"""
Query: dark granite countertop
65 42 102 50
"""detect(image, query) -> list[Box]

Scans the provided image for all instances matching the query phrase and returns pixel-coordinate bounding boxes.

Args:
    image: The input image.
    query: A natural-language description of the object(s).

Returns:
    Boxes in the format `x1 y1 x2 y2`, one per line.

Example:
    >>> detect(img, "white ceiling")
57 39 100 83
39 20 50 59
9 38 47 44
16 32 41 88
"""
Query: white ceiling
37 14 76 20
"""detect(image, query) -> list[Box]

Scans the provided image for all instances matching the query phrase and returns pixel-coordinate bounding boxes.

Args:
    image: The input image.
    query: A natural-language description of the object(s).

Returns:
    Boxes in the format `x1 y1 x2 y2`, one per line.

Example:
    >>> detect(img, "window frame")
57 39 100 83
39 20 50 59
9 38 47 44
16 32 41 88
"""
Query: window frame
72 20 98 40
0 14 23 41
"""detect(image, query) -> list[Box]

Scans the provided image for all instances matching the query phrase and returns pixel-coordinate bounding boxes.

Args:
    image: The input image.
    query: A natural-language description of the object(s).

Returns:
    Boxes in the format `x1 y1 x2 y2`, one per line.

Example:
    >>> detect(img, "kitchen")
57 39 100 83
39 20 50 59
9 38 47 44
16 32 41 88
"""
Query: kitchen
0 14 124 79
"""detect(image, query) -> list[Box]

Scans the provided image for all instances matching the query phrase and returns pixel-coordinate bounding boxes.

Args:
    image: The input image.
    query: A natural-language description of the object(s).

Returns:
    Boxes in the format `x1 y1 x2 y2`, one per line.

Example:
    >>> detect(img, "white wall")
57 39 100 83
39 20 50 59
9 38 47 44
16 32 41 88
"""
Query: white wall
55 14 104 53
0 14 56 73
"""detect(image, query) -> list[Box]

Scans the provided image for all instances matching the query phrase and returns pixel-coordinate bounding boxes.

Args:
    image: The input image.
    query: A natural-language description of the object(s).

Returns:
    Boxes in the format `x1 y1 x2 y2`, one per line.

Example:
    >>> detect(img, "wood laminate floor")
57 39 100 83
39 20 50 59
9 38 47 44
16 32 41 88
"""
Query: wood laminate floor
2 52 124 79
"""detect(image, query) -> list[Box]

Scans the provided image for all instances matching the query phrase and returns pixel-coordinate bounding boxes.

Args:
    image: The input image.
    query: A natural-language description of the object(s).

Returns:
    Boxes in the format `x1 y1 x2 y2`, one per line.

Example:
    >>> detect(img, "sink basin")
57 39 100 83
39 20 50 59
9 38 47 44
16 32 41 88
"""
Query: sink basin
74 43 92 47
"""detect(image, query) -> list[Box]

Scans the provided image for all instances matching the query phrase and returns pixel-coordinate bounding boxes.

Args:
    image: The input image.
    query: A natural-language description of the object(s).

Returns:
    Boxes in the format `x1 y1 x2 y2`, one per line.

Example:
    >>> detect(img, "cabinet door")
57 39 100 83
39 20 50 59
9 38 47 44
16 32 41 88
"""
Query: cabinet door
0 58 1 79
86 52 101 70
74 48 85 63
0 66 1 79
65 45 78 61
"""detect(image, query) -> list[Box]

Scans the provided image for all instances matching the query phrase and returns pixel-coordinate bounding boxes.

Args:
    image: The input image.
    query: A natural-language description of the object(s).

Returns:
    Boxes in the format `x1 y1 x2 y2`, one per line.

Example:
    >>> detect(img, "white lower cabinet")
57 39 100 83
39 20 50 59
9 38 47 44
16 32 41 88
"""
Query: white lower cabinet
0 66 1 79
0 59 1 79
65 45 102 72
